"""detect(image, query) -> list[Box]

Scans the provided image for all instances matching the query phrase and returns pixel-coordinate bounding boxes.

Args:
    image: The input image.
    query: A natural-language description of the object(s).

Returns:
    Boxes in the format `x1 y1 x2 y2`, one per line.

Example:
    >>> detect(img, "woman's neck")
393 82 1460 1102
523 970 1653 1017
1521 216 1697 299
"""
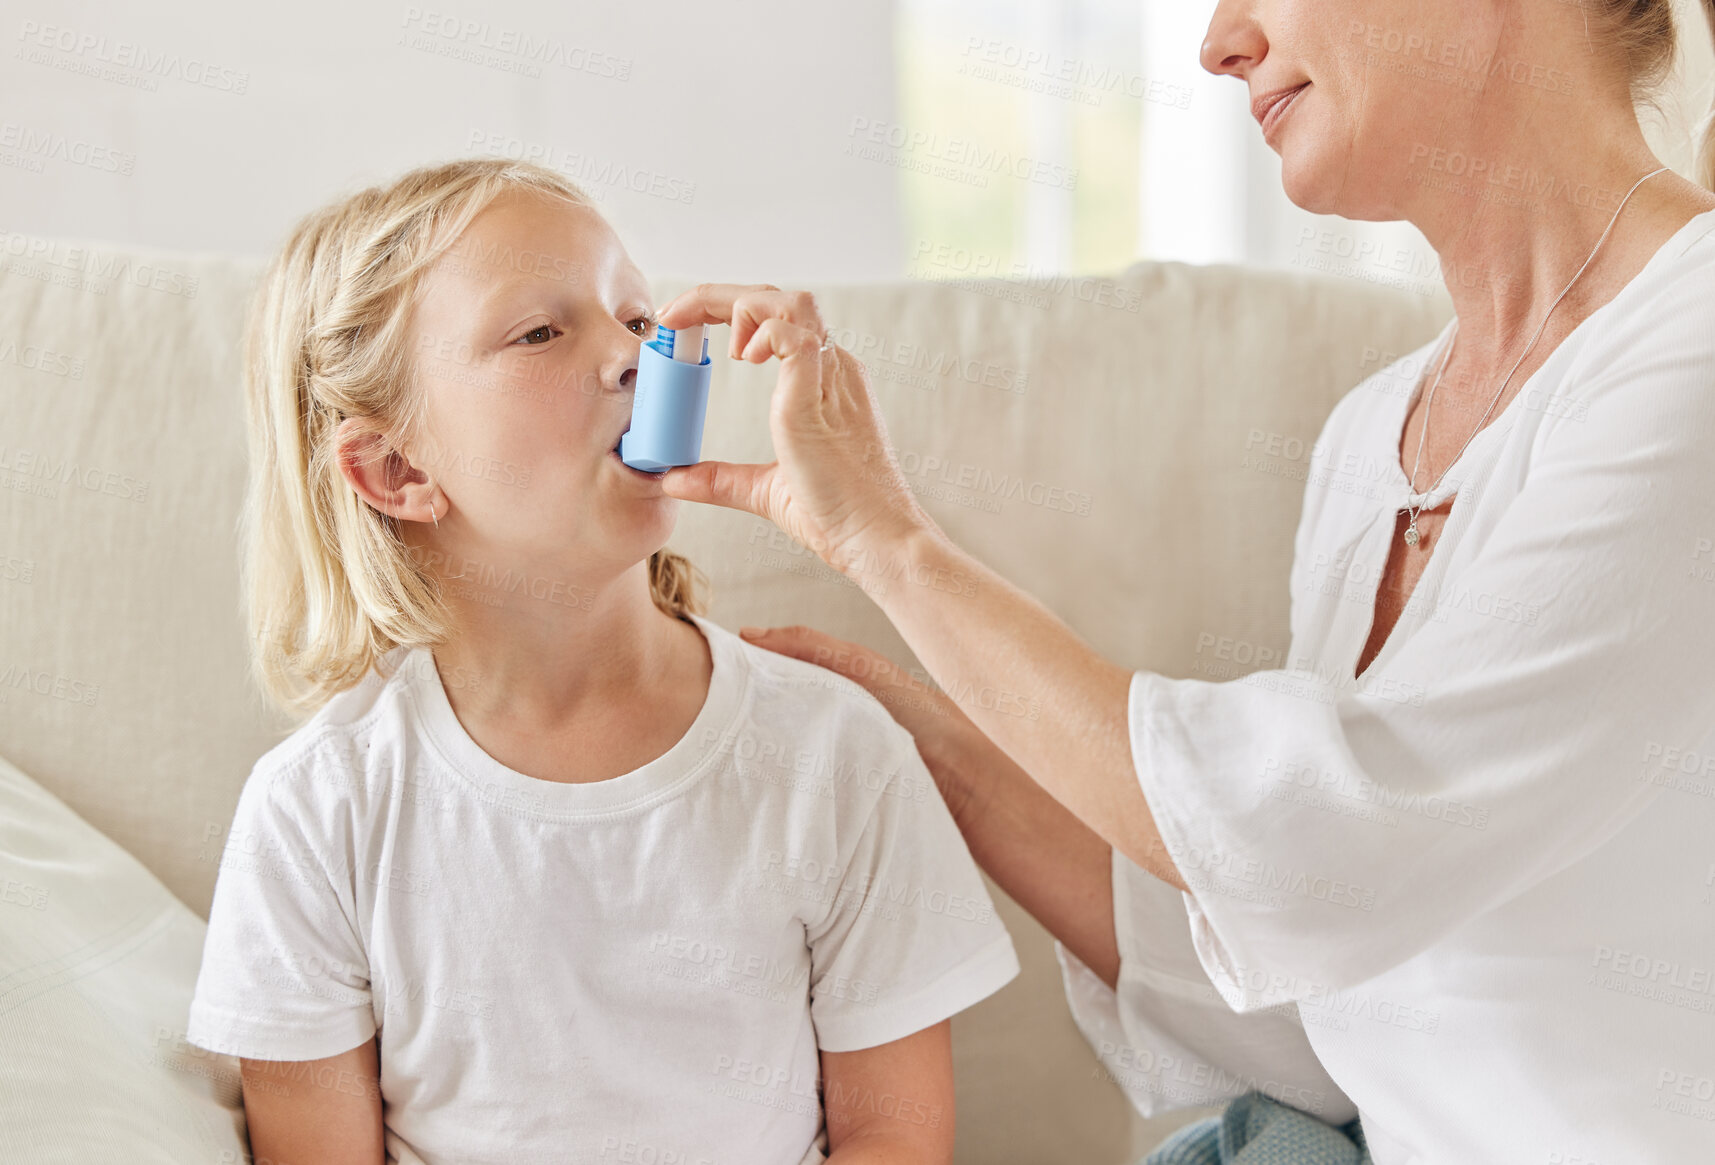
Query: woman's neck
1408 114 1712 387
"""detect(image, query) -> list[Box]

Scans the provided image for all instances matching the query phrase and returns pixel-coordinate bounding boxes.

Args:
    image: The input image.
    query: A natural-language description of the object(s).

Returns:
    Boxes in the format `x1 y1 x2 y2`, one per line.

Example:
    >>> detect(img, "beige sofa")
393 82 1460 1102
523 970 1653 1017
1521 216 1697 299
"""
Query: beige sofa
0 230 1446 1162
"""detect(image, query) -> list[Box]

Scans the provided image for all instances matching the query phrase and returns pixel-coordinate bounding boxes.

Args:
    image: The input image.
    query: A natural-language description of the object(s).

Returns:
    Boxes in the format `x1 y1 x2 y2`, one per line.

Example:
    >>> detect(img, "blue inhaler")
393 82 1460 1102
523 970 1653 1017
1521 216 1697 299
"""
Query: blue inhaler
619 323 713 472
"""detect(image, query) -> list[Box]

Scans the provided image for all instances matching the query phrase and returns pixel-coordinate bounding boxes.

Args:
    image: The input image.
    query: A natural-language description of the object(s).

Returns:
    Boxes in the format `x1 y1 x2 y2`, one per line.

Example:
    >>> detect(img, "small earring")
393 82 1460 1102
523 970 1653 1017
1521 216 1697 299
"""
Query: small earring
431 502 440 530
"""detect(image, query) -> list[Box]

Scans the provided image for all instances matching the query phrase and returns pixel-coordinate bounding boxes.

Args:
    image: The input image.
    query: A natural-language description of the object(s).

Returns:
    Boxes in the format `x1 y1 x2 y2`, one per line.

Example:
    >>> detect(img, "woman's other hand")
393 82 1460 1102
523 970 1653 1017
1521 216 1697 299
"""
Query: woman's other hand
654 283 934 584
734 623 988 827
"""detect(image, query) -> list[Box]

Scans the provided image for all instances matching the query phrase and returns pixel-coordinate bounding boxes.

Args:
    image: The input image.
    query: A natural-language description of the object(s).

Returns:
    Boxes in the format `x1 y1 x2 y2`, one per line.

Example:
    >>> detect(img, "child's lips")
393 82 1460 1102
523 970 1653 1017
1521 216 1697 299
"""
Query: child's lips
608 440 665 477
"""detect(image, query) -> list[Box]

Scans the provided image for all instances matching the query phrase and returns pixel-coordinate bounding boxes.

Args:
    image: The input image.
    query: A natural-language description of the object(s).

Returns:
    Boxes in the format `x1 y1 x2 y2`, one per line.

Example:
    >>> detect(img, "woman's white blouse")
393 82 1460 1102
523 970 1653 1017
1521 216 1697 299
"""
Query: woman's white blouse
1059 208 1715 1164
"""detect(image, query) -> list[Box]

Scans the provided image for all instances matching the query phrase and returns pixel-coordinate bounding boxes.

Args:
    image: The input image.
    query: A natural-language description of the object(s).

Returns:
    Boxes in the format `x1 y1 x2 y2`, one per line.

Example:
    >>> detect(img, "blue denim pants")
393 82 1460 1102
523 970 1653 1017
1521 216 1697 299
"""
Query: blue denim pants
1139 1091 1371 1165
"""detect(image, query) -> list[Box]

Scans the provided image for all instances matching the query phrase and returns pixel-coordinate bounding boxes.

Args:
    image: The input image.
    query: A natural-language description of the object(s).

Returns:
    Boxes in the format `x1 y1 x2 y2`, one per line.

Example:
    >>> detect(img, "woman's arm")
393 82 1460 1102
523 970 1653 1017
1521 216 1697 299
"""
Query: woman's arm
238 1037 385 1165
821 1021 956 1164
655 284 1186 893
748 632 1362 1124
854 523 1185 895
738 624 1124 988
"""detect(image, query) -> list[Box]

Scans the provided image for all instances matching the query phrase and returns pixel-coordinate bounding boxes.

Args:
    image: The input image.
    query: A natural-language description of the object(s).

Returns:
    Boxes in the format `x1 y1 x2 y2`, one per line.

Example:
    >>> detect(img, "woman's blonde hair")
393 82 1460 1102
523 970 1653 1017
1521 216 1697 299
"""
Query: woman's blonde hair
241 157 707 723
1601 0 1715 189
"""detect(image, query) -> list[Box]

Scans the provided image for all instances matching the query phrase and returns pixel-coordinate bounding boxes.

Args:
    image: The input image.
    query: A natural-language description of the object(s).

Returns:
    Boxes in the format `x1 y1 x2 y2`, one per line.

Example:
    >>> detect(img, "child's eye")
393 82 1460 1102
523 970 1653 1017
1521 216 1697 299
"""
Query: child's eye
629 314 658 337
513 324 559 345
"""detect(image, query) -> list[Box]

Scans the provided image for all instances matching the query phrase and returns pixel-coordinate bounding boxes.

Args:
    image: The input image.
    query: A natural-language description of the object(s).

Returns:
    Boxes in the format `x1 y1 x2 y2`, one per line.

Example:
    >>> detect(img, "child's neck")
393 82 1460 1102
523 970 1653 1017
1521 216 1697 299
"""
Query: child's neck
426 578 711 785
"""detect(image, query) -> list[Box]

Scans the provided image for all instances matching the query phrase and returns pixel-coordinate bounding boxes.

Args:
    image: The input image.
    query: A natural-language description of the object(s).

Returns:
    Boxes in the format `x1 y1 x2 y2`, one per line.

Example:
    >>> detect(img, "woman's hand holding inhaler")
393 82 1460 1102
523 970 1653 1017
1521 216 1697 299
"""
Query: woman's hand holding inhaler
652 283 933 585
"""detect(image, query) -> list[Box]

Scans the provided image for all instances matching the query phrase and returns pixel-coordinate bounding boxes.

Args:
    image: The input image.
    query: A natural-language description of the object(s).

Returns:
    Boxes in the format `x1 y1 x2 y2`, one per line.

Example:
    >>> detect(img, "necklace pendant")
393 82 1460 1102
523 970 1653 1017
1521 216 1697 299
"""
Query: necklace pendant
1404 523 1421 547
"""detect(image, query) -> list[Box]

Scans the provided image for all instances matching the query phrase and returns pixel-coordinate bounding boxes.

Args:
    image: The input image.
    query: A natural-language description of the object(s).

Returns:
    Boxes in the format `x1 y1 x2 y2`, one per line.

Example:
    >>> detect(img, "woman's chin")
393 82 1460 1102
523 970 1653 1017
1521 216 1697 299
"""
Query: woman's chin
1278 148 1348 218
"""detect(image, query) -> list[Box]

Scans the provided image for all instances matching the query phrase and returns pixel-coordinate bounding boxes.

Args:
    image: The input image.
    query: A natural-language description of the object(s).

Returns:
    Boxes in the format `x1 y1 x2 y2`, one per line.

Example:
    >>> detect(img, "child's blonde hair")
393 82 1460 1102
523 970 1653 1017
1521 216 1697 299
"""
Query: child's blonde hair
241 157 707 724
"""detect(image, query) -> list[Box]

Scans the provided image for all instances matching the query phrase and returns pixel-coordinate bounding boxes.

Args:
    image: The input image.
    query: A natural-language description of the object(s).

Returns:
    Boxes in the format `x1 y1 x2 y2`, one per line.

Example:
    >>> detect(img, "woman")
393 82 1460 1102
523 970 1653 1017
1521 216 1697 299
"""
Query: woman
652 1 1715 1161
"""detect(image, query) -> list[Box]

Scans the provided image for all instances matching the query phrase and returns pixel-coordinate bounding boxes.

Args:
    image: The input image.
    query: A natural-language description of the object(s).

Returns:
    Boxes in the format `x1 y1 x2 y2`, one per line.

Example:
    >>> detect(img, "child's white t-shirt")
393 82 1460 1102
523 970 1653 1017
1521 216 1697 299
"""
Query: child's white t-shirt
186 612 1019 1165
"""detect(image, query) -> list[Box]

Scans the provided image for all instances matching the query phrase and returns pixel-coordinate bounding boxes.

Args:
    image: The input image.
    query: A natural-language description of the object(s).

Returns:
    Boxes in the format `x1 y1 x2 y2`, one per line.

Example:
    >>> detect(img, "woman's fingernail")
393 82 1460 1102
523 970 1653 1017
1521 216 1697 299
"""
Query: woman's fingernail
738 626 765 639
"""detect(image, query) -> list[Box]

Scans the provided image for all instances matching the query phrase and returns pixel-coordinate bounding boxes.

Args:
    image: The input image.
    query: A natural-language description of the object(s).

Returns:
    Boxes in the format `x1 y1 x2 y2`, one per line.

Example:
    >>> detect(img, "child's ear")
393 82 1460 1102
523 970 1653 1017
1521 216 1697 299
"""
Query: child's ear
334 416 441 524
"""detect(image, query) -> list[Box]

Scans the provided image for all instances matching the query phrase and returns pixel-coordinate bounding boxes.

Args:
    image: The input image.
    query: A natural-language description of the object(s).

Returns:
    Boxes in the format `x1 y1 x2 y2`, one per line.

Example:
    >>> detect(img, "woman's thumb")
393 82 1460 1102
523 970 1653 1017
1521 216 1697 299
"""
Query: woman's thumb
659 459 773 516
738 624 823 666
738 623 797 650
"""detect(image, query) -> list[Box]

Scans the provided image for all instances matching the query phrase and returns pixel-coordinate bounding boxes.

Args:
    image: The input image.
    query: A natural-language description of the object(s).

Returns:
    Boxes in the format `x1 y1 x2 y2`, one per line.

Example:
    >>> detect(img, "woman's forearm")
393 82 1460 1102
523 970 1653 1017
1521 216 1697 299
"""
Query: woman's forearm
929 718 1123 989
849 522 1187 893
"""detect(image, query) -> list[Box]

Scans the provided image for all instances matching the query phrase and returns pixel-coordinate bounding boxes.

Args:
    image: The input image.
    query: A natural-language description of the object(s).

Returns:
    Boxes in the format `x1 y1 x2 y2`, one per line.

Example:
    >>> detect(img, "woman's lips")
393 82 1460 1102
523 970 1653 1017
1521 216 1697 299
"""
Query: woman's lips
1255 82 1308 144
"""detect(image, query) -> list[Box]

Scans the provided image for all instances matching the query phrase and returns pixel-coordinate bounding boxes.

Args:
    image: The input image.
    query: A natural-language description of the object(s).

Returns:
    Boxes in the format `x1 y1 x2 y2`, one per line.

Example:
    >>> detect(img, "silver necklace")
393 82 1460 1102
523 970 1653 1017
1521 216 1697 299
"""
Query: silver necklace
1401 164 1669 547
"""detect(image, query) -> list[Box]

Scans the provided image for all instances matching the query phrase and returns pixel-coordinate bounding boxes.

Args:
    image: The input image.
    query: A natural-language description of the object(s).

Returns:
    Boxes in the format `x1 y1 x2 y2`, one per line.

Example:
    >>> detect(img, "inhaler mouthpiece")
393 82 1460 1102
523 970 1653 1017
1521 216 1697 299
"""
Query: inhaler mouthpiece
619 323 712 472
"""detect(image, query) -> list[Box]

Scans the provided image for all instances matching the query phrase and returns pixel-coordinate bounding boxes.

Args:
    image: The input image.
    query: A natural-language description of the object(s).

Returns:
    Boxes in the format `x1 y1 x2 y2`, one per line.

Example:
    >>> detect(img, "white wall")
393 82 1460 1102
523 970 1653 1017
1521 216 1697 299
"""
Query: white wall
10 2 1711 283
2 0 904 283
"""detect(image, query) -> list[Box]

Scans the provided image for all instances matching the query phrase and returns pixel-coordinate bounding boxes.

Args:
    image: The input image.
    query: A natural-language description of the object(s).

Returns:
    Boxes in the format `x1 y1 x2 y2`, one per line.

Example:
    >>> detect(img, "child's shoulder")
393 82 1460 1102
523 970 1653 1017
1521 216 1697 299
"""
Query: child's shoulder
713 616 893 712
243 645 421 810
702 616 927 784
729 627 876 706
